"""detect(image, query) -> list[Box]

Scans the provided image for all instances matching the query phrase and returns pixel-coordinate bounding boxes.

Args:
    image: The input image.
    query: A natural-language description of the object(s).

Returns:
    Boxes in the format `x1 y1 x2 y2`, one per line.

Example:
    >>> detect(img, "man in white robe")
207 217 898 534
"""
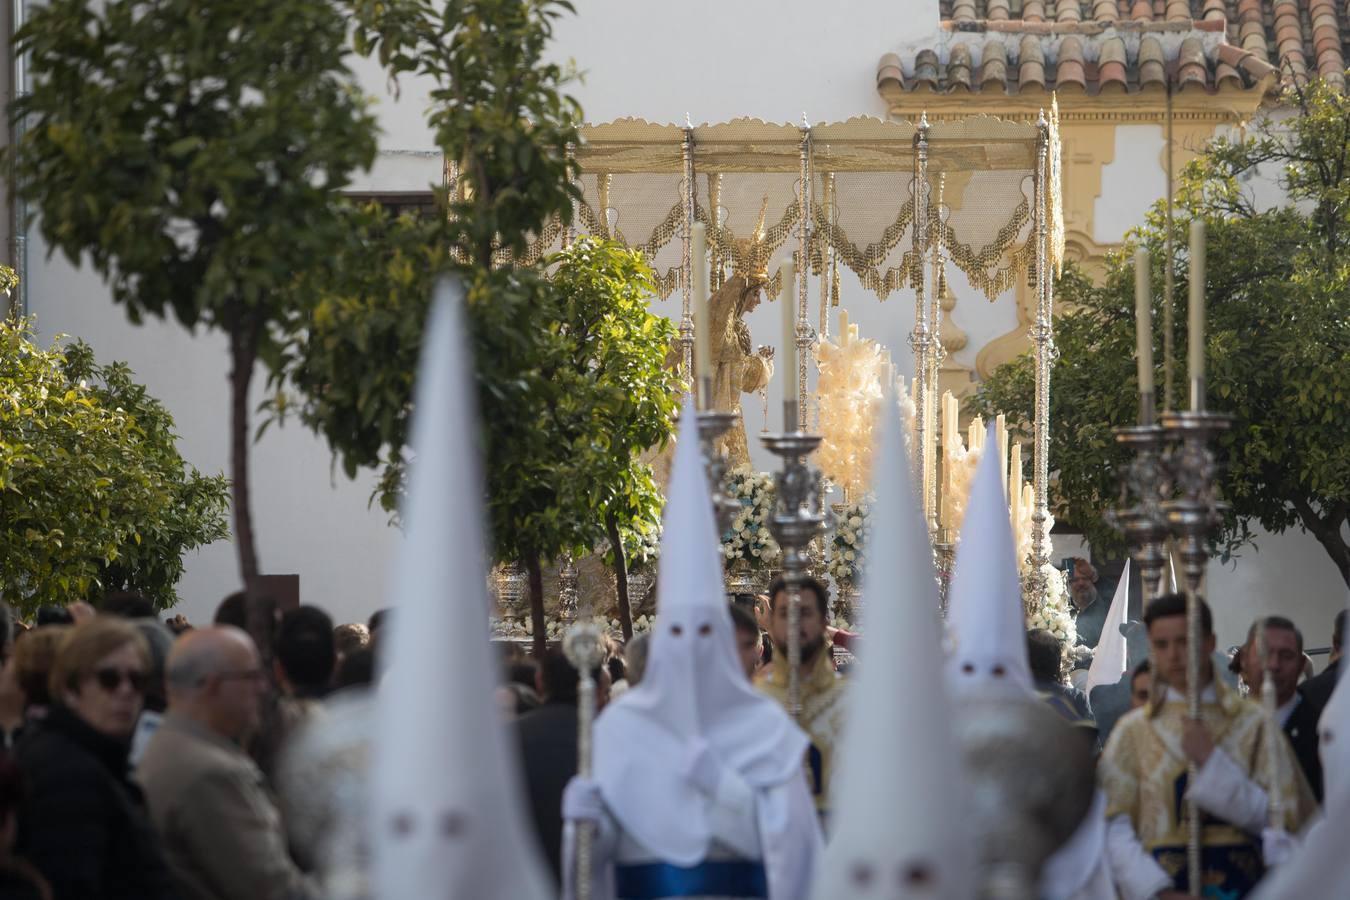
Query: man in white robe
562 397 821 900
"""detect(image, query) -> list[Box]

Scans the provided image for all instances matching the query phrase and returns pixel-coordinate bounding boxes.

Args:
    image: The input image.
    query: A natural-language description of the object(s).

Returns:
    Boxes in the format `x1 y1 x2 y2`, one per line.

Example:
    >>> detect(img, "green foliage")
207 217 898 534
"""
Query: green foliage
348 0 581 267
10 0 381 591
11 0 378 342
975 80 1350 584
524 238 679 565
0 320 229 613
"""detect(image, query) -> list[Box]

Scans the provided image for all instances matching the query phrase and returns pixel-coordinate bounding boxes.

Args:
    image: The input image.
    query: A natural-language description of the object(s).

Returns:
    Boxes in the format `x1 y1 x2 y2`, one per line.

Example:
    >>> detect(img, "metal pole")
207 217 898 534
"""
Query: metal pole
911 114 933 533
1163 87 1176 412
1029 112 1052 607
797 119 812 416
10 0 29 319
562 616 607 900
680 127 695 382
927 175 945 537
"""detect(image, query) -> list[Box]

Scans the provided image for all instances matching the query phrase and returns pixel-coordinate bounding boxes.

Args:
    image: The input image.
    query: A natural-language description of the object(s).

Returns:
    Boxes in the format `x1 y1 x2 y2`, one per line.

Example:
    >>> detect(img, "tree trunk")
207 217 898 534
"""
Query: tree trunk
1291 499 1350 589
606 512 633 641
228 323 270 662
525 553 547 659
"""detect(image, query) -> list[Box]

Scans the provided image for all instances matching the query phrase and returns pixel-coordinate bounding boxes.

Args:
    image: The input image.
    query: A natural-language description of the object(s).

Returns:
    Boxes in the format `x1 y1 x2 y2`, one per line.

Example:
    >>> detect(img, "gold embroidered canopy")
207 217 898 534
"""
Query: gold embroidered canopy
556 113 1062 305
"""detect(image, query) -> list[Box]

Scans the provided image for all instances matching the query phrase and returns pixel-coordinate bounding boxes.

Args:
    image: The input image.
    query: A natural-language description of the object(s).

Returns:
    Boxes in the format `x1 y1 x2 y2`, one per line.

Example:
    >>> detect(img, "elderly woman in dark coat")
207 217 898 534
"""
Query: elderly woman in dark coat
14 617 175 900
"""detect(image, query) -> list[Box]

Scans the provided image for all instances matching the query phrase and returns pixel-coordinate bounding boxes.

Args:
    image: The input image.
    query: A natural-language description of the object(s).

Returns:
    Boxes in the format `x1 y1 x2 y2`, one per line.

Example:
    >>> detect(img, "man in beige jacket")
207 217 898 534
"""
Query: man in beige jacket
137 626 317 900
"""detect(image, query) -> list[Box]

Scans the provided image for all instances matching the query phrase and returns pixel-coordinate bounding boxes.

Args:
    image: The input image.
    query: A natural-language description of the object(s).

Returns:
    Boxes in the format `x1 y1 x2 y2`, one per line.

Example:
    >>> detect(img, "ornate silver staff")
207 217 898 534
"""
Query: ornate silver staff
562 617 607 900
761 259 824 716
1160 220 1231 897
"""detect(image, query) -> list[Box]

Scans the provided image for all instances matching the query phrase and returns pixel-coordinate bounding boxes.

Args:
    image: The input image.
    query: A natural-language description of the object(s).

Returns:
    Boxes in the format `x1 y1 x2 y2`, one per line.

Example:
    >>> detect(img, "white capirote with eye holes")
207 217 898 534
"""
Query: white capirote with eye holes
592 397 813 868
944 421 1036 697
372 282 554 900
810 388 976 899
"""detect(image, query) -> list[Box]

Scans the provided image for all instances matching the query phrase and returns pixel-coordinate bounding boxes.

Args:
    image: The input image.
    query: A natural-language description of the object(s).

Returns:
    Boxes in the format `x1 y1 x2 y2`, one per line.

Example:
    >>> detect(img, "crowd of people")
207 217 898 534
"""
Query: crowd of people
0 572 1337 899
0 592 382 900
0 527 1341 900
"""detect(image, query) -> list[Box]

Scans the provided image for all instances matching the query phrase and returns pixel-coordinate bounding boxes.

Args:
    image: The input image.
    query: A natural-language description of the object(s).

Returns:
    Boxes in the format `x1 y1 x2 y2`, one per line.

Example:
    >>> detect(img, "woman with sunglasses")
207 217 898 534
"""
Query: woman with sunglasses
13 617 175 900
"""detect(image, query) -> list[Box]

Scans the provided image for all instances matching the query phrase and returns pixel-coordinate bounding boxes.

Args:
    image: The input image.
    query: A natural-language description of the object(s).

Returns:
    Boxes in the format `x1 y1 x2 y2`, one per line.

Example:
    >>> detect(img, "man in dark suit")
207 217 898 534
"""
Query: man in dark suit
1239 616 1325 802
1300 609 1344 713
514 649 610 888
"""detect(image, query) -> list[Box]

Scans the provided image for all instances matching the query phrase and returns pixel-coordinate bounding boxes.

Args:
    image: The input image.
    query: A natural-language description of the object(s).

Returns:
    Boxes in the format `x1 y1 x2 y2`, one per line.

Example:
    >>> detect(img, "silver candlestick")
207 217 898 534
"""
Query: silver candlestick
695 376 742 534
761 398 824 717
1112 397 1170 602
1159 406 1230 898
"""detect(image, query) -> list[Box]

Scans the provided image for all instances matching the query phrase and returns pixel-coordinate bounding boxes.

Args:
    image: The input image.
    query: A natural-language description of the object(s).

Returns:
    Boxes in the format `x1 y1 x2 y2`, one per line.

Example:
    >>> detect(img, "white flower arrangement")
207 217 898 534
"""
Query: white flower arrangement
490 613 655 642
720 465 781 568
1026 563 1077 645
608 614 654 634
826 498 872 585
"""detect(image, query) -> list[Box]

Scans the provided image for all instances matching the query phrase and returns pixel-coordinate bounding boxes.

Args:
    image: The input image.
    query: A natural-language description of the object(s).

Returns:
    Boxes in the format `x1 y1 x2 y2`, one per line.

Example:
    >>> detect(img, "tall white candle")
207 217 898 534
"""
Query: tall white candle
1188 220 1205 408
780 258 797 419
996 414 1008 495
1134 247 1153 395
1009 443 1022 512
839 308 849 347
692 224 711 391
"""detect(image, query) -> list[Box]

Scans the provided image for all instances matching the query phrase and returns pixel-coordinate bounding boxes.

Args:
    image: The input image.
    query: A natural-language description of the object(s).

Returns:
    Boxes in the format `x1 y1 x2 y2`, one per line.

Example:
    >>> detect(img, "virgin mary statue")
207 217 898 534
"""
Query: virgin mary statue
707 208 775 468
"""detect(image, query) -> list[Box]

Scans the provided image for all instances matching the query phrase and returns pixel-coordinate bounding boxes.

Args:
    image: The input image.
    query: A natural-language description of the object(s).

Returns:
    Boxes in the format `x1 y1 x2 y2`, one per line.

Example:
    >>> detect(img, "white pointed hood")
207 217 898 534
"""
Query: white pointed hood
1086 560 1131 694
593 396 808 864
946 420 1034 696
1319 593 1350 805
812 389 975 900
371 278 553 900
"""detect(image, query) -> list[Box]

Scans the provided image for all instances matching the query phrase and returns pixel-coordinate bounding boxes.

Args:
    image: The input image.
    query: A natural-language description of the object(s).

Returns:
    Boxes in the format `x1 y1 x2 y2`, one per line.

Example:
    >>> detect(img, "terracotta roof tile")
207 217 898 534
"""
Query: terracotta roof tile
1138 34 1169 88
1057 35 1089 89
1097 35 1129 89
1093 1 1120 23
880 1 1349 99
948 43 975 90
1200 0 1226 22
1215 61 1244 88
914 48 941 90
1018 35 1047 89
1176 35 1209 88
979 39 1010 88
1165 0 1190 22
951 0 978 23
1055 0 1083 24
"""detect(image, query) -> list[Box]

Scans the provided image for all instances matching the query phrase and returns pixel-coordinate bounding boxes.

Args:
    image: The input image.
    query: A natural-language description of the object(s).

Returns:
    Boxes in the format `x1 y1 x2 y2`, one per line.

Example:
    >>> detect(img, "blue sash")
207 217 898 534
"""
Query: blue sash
614 860 768 899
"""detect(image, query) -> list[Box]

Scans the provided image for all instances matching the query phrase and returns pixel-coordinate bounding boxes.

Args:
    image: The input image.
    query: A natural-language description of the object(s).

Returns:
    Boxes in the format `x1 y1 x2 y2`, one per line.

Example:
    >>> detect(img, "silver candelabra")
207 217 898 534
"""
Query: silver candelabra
761 397 824 717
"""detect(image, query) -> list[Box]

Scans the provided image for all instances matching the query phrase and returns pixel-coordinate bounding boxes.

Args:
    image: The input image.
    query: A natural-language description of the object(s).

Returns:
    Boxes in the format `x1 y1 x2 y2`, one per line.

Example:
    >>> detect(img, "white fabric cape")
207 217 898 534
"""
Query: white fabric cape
592 397 810 867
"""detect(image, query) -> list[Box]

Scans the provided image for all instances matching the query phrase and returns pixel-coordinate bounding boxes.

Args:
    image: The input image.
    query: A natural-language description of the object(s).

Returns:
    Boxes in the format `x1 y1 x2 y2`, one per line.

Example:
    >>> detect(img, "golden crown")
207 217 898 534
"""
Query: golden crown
730 197 771 286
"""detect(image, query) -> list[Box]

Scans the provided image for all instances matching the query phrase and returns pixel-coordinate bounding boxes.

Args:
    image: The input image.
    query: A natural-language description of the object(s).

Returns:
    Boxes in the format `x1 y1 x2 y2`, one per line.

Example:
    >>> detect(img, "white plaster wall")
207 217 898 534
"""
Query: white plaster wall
28 250 402 627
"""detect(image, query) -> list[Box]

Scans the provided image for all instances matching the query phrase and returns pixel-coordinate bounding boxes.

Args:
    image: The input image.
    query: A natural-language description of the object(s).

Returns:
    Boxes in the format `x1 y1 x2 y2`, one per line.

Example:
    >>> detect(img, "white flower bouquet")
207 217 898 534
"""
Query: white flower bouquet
826 498 872 586
1025 563 1077 645
607 613 654 634
720 465 781 568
